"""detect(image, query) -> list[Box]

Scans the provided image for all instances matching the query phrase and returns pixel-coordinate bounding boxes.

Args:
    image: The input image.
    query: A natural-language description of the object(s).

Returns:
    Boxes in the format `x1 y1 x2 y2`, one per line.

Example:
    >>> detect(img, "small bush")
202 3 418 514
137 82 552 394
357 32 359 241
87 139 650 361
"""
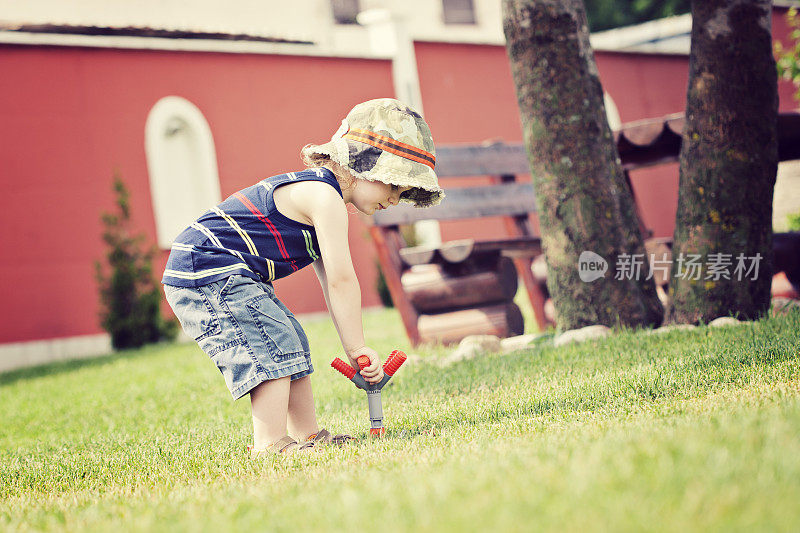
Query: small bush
376 261 394 307
788 212 800 232
95 173 176 349
776 7 800 102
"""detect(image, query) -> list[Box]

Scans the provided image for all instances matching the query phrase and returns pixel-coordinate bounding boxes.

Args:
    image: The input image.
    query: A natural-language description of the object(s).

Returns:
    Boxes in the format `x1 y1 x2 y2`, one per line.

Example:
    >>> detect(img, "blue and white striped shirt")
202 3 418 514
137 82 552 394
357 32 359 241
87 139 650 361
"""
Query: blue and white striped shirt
162 168 342 288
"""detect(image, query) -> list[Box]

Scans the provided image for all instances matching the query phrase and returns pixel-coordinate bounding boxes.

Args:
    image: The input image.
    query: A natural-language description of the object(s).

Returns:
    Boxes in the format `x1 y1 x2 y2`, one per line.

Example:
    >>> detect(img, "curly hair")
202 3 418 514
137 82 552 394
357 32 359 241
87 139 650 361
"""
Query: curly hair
300 144 356 191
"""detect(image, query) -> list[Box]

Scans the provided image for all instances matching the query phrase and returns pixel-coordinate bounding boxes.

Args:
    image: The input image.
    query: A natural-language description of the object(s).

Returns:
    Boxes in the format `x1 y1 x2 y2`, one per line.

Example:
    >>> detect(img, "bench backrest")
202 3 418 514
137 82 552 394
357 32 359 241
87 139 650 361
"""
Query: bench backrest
371 142 536 227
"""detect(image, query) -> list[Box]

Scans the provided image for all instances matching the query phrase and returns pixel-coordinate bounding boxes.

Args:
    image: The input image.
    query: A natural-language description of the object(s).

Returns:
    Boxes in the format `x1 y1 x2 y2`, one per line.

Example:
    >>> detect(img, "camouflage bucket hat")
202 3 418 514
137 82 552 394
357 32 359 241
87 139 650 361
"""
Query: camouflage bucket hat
304 98 444 207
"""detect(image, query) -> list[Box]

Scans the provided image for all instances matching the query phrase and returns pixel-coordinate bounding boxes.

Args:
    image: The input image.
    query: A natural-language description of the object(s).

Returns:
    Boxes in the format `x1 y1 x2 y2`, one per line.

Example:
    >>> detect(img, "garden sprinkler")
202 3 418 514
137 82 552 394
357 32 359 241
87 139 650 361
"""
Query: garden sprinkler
330 350 407 438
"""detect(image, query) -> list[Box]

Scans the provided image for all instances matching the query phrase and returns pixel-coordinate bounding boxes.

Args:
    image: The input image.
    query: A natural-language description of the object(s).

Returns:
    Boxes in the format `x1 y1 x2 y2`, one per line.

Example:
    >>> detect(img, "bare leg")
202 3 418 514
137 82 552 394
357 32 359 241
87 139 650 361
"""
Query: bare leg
250 376 291 449
287 376 320 441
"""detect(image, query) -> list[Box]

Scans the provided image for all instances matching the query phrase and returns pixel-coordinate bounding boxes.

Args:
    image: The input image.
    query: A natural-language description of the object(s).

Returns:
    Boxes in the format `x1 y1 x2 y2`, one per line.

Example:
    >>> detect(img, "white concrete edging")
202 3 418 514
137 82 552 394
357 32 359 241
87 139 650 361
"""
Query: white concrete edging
0 334 113 373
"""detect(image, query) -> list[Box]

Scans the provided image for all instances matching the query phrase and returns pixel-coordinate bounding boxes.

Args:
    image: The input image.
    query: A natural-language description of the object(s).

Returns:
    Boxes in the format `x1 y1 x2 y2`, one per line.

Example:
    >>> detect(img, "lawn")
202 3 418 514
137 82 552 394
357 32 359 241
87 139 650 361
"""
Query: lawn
1 306 799 532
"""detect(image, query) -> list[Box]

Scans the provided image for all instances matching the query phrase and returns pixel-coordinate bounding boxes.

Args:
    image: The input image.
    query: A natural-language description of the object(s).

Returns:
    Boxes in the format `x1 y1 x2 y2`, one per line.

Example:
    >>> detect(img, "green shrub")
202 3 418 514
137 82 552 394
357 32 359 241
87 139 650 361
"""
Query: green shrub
776 7 800 102
376 261 394 307
95 173 176 349
788 212 800 232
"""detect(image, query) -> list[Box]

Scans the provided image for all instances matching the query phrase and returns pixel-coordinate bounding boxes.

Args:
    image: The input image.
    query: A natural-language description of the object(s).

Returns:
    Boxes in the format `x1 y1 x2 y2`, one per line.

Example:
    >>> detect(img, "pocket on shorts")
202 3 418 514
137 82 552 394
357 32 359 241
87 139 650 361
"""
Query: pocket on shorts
164 285 221 341
246 294 305 360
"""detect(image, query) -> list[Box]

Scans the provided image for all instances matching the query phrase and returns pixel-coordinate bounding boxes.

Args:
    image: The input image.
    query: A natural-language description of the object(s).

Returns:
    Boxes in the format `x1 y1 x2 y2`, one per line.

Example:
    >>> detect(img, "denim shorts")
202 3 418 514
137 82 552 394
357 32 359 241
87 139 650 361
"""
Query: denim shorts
164 275 313 400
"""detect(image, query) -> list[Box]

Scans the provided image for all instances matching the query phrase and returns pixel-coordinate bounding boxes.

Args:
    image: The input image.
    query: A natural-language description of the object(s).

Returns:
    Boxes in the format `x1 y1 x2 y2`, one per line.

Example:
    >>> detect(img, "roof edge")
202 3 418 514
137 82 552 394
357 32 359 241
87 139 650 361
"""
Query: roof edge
0 29 392 60
0 22 312 44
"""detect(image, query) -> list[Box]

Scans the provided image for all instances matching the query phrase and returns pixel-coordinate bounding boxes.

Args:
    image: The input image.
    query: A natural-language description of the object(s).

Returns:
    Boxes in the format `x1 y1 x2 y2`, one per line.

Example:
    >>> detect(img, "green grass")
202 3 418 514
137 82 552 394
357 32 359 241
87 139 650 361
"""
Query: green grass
1 308 799 532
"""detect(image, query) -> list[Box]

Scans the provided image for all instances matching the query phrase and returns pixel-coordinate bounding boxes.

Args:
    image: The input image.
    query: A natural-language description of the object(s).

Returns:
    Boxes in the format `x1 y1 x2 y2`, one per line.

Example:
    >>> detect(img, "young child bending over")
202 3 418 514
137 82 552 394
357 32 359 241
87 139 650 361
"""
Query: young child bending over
162 98 443 456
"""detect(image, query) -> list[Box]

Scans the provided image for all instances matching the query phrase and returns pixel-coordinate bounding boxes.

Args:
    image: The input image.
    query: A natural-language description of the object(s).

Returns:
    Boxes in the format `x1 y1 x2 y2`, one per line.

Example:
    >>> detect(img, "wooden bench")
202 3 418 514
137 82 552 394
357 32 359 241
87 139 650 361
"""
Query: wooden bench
368 111 800 346
369 143 548 346
367 117 696 346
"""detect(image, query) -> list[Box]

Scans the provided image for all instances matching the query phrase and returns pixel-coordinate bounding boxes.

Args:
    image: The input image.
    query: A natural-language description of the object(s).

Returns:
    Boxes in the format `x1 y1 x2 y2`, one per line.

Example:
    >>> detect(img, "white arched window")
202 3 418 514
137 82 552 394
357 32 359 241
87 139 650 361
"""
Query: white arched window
145 96 222 249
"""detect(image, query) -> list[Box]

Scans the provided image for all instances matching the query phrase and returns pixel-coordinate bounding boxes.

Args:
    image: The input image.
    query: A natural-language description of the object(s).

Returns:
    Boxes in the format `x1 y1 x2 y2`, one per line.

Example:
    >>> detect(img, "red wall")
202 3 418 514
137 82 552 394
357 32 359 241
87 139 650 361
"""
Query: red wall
415 14 798 242
596 51 688 238
0 45 393 343
414 41 690 241
414 41 532 244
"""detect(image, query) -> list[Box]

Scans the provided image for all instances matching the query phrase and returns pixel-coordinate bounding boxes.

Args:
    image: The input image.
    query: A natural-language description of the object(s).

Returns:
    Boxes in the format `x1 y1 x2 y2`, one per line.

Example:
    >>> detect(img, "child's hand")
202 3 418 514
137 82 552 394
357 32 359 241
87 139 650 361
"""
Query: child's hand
347 346 384 384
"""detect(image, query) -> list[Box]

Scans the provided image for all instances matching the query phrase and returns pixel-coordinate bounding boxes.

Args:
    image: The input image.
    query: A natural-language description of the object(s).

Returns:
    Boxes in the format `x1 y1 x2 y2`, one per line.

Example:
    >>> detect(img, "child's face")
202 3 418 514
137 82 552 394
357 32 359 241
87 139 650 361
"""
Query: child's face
349 180 412 215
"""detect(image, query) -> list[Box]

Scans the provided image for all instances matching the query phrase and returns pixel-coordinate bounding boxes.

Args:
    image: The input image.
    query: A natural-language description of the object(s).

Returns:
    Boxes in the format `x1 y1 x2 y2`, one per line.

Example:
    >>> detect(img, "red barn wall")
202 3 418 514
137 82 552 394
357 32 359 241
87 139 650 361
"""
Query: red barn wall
414 41 691 241
0 44 393 343
415 16 798 242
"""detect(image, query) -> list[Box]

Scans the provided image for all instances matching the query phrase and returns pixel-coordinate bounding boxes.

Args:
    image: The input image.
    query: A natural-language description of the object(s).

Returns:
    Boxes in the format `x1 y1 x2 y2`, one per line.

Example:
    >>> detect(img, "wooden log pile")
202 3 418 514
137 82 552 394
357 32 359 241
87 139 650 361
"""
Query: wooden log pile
399 239 525 345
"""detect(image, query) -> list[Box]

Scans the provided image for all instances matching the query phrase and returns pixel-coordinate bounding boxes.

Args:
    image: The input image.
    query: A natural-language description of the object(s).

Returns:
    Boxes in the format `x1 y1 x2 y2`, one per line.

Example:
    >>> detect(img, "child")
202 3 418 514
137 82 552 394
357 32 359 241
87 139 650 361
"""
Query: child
162 98 443 456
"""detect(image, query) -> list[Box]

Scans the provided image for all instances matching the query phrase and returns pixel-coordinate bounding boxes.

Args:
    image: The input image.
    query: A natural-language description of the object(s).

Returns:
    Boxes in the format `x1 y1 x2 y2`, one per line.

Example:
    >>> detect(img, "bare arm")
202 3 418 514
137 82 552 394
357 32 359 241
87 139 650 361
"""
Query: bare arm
312 257 342 339
305 184 383 382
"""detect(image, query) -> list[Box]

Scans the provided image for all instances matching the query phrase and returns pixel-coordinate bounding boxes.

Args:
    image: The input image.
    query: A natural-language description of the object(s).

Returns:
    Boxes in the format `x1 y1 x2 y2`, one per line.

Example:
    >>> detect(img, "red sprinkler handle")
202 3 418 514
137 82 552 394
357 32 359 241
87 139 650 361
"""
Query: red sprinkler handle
357 355 371 369
383 350 407 376
331 357 356 379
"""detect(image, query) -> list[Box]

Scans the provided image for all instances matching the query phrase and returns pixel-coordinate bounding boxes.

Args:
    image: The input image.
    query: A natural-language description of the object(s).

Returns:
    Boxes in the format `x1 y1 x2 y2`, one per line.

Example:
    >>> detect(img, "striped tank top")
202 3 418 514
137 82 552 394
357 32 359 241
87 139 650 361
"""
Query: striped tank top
162 168 342 288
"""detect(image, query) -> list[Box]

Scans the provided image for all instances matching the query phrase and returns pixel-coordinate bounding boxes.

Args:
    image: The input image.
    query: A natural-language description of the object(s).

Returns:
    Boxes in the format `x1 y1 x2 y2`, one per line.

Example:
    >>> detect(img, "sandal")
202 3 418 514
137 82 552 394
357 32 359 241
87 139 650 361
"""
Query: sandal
305 428 354 446
249 436 315 458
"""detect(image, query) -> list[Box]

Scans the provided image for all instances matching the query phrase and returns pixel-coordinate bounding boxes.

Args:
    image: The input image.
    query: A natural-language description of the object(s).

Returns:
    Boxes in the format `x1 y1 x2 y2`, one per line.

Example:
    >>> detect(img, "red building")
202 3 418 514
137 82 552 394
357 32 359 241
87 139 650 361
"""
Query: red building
0 7 797 369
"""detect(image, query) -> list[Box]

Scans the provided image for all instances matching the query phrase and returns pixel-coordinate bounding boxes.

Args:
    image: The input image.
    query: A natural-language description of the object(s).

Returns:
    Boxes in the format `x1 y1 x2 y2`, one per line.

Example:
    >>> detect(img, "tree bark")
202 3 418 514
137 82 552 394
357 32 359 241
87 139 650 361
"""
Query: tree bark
502 0 663 330
667 0 778 323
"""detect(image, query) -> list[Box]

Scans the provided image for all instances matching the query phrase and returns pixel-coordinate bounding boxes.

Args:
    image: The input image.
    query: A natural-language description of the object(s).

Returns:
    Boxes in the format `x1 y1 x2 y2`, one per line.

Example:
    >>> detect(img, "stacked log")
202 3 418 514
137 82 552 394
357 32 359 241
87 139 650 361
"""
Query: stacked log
401 261 517 311
416 303 524 346
399 242 524 345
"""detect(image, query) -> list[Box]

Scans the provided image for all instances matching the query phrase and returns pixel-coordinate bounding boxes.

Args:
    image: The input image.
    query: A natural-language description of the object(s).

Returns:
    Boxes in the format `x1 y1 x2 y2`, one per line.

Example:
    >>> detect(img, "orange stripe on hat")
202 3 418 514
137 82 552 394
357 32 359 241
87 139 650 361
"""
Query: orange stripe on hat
344 128 436 169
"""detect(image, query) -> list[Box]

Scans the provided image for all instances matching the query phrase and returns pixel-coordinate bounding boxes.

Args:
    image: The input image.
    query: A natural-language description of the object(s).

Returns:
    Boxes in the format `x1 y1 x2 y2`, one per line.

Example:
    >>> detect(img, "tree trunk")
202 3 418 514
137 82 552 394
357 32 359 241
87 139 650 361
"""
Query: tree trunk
667 0 778 324
502 0 663 330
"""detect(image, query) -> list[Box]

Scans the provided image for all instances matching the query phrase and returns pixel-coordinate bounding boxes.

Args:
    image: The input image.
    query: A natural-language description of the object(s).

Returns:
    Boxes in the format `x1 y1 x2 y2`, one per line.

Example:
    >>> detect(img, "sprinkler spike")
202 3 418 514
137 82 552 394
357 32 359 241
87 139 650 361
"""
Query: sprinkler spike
331 350 406 437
